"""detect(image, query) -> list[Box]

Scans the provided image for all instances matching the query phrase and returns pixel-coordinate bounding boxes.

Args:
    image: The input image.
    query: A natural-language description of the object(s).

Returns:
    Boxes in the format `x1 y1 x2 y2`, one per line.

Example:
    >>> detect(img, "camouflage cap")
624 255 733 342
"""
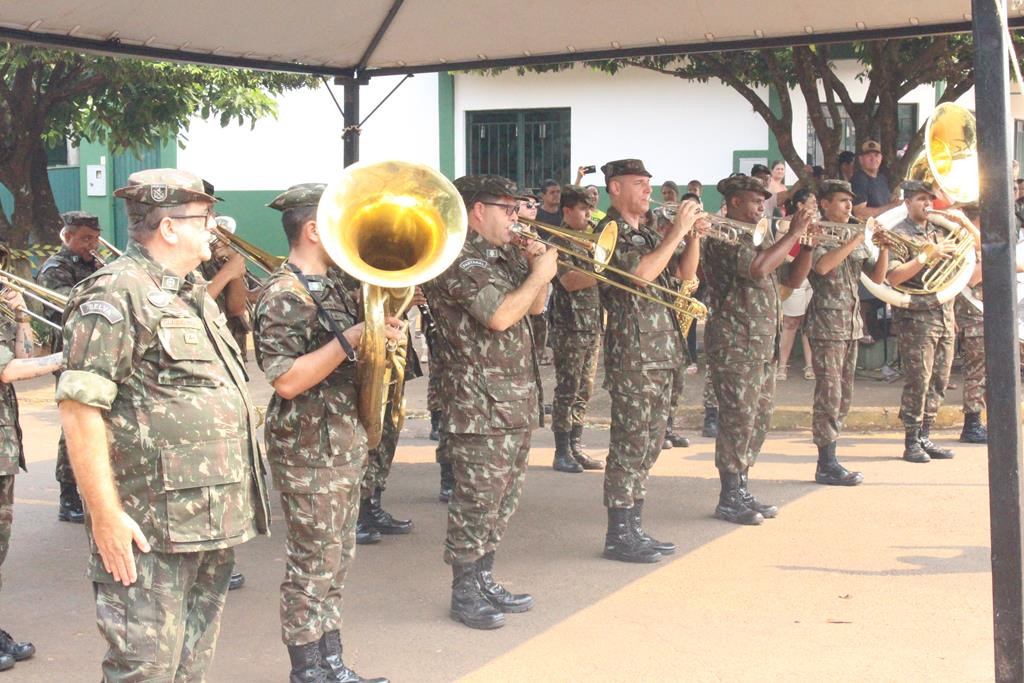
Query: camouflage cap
716 174 772 199
818 179 854 199
268 183 326 211
560 185 593 208
860 140 882 154
600 159 652 182
60 210 100 229
453 174 523 201
113 168 218 207
901 179 937 199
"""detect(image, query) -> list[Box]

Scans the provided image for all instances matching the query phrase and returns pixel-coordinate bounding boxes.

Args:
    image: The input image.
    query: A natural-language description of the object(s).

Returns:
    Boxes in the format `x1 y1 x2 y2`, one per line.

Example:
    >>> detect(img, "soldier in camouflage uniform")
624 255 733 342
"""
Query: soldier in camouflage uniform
654 209 692 450
0 288 59 672
57 169 271 682
954 205 987 444
596 159 701 563
704 174 813 525
422 174 556 630
885 181 961 463
805 180 891 486
254 183 392 683
36 210 102 523
549 186 605 473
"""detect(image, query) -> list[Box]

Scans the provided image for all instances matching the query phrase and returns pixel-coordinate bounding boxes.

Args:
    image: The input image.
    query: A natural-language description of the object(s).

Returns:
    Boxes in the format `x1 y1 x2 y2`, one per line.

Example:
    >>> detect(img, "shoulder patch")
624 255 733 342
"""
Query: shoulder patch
308 280 325 293
459 258 488 272
147 290 173 307
79 300 124 324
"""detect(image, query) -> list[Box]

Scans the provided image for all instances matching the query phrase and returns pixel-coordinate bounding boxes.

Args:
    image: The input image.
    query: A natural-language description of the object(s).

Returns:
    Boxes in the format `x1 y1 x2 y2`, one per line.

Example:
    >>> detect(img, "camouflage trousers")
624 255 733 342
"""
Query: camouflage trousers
550 330 600 432
709 353 776 473
444 430 531 565
604 370 673 508
56 430 76 485
961 334 986 414
0 475 11 593
809 339 858 447
93 547 234 683
276 462 363 646
426 331 442 413
361 401 399 499
435 429 451 465
702 366 718 411
897 331 954 428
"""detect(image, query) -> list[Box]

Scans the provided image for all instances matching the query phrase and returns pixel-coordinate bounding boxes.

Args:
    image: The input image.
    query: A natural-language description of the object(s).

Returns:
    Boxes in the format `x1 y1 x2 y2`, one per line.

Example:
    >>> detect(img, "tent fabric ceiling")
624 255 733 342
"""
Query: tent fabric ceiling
0 1 1016 77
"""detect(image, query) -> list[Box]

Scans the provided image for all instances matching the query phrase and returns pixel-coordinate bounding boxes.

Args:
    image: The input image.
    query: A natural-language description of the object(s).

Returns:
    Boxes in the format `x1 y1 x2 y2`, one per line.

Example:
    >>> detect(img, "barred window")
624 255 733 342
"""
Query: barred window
466 108 571 192
805 103 919 166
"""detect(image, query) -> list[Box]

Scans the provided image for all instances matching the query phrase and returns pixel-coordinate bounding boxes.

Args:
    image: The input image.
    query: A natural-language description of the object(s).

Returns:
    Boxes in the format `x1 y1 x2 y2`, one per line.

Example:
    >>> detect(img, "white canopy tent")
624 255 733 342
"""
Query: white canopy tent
1 2 1022 681
0 0 1021 77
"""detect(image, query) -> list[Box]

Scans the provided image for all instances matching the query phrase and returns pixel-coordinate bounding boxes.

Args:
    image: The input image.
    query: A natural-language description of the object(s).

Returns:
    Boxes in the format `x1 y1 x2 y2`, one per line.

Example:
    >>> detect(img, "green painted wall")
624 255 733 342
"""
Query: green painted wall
438 72 455 180
215 190 291 262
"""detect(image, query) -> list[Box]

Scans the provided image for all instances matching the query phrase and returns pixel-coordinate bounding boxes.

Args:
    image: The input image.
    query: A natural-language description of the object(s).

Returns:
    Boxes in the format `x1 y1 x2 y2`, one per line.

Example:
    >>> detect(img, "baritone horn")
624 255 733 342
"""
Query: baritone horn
317 161 468 449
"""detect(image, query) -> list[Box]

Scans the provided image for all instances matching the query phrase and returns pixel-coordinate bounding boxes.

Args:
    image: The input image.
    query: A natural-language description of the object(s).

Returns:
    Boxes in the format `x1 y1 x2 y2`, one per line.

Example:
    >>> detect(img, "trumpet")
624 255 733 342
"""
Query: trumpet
649 201 770 246
775 216 878 249
511 219 707 326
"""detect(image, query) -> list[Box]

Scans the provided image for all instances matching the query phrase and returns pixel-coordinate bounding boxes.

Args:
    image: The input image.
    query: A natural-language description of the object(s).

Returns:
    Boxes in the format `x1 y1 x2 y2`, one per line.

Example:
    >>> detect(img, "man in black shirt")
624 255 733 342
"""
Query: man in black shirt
851 140 901 219
536 179 563 226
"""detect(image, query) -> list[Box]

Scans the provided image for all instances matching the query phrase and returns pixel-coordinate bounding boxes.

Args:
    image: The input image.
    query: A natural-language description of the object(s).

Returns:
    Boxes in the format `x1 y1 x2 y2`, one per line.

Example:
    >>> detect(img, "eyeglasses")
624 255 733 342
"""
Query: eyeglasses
519 201 538 210
481 202 519 216
168 211 218 223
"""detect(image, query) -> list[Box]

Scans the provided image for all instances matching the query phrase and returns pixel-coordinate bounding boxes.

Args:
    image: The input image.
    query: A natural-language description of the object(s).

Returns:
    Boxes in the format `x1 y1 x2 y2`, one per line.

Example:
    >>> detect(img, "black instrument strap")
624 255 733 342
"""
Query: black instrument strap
286 263 357 361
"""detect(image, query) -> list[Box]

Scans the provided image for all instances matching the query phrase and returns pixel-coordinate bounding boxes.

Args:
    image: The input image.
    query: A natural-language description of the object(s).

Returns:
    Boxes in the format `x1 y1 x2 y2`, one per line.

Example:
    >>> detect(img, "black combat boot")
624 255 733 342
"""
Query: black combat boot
662 416 690 449
363 488 413 535
355 503 382 545
228 569 245 590
429 410 441 442
959 412 988 443
738 470 778 518
920 420 954 459
57 482 84 523
814 442 864 486
629 499 676 555
903 427 930 463
476 552 534 613
570 425 604 470
714 470 764 525
552 431 583 473
287 640 328 683
603 507 662 563
438 463 454 503
0 629 33 663
450 563 505 629
318 631 389 683
702 408 719 438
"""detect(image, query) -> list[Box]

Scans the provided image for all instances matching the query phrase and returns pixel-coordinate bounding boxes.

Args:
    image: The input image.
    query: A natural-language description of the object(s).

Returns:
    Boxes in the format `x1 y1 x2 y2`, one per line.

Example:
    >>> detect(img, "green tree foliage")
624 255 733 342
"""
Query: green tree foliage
498 35 1001 189
0 43 316 247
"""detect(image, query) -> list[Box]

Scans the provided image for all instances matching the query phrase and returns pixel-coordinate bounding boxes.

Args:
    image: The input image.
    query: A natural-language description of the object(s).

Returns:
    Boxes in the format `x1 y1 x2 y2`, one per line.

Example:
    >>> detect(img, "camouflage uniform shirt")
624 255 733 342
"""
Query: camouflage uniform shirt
37 246 101 334
805 237 875 341
887 217 956 334
955 283 984 338
703 227 784 361
598 207 681 385
56 240 270 567
422 230 539 435
254 265 366 484
549 229 602 334
0 318 24 475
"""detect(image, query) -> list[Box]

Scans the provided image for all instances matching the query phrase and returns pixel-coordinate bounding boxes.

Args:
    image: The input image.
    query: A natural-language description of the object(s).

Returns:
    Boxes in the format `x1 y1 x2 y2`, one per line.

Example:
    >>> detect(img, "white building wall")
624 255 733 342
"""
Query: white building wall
453 66 770 187
177 73 440 190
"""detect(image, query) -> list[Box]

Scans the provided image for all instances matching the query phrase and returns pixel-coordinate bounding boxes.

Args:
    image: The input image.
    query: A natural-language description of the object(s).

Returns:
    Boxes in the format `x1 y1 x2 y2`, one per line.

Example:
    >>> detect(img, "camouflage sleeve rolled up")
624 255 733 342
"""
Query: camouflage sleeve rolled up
254 288 314 384
55 277 133 410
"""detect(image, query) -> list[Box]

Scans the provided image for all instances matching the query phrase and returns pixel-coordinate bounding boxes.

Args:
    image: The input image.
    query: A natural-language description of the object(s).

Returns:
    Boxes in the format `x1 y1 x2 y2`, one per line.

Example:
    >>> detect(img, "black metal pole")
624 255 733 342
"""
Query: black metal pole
340 77 367 167
971 1 1024 680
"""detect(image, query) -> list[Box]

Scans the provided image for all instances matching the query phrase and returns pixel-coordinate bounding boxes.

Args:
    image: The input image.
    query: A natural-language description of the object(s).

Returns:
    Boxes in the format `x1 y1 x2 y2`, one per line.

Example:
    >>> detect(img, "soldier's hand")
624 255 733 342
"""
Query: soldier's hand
383 316 406 343
1 287 26 313
344 322 365 351
93 510 151 586
670 199 702 240
528 245 558 282
788 206 815 237
410 286 427 308
220 250 247 281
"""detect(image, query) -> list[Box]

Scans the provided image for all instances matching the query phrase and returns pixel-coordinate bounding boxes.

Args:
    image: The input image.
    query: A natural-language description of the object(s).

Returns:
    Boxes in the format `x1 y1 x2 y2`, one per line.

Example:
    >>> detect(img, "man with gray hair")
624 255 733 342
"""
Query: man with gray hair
36 210 102 524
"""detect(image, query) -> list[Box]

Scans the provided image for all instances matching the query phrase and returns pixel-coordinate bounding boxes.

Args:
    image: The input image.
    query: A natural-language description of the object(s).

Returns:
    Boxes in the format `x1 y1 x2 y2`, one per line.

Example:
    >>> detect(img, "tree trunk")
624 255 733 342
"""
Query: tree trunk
0 137 61 248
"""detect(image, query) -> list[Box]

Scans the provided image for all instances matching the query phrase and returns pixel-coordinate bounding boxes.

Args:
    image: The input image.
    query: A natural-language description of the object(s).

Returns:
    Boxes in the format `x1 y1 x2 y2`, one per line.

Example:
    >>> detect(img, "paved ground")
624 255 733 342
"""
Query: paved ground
2 353 999 682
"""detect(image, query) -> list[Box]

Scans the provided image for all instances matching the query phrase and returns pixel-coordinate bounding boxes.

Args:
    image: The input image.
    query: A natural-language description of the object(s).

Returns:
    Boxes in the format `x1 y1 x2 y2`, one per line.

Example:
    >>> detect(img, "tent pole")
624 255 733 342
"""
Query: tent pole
971 1 1024 680
340 76 368 167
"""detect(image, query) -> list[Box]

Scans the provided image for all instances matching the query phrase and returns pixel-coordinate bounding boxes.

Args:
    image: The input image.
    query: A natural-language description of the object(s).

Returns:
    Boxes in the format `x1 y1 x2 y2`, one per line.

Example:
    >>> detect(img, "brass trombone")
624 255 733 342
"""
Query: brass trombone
512 216 618 272
0 269 68 333
212 217 284 278
511 218 707 327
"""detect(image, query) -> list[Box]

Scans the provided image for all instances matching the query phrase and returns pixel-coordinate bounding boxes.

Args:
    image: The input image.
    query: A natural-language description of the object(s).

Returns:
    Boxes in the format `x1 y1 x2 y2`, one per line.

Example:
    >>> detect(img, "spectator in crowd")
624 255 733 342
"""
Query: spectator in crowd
686 180 703 198
536 179 563 226
768 160 788 195
851 140 901 220
660 180 679 204
777 188 816 381
838 151 856 182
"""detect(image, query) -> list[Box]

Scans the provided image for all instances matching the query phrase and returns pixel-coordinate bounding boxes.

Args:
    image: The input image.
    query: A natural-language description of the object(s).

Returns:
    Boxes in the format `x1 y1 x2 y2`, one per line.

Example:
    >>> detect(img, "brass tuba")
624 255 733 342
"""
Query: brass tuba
859 102 979 308
317 161 467 448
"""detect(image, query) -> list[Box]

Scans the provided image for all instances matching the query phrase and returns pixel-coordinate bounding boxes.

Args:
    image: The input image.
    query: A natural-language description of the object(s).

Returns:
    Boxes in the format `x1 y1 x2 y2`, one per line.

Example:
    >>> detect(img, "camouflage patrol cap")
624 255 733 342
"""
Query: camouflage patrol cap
600 159 652 182
560 185 592 208
818 179 854 199
268 183 326 212
716 174 772 199
60 210 100 229
901 179 937 199
113 168 218 207
453 175 523 201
